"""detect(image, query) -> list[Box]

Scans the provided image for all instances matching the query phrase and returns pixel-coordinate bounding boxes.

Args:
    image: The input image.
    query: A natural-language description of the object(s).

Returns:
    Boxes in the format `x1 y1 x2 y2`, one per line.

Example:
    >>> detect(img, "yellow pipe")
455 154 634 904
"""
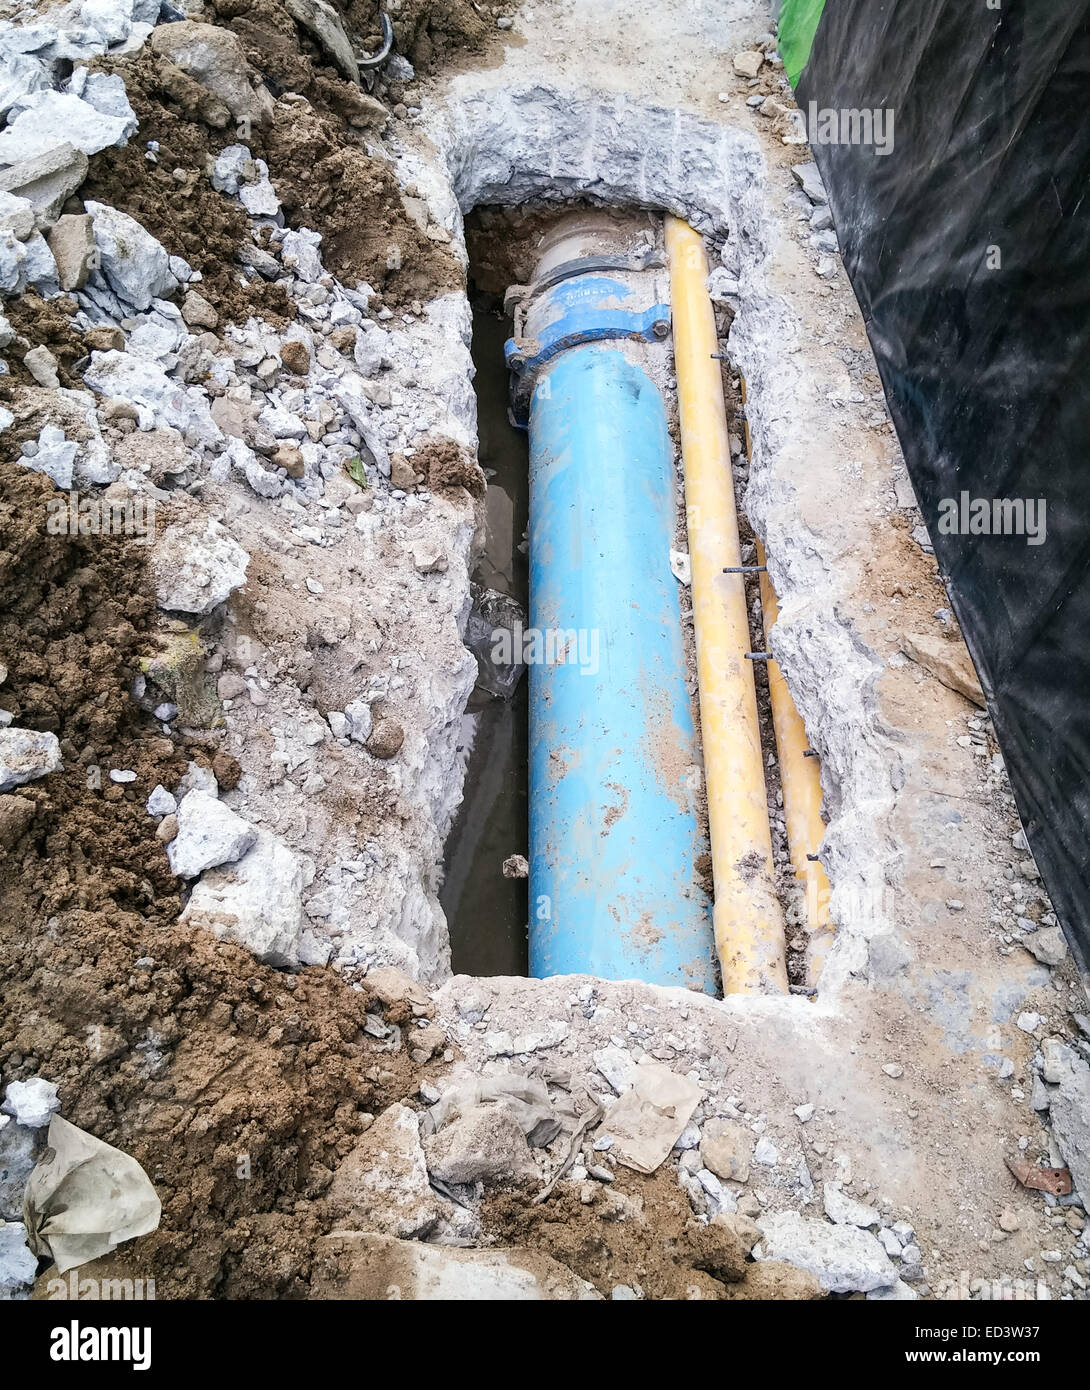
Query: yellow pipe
666 216 788 995
755 539 835 982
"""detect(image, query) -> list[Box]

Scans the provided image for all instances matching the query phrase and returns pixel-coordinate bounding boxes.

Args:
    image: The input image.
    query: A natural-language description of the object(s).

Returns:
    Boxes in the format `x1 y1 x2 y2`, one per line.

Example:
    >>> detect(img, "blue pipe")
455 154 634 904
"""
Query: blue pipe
526 342 717 992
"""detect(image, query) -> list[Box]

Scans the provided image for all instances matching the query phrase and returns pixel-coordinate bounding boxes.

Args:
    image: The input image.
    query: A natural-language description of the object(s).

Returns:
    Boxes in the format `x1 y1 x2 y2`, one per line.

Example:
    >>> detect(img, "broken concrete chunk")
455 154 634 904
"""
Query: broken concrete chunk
791 161 829 206
0 1221 36 1296
0 728 62 792
0 190 34 240
0 49 47 123
166 788 256 879
0 89 135 165
47 213 94 290
0 144 89 232
21 424 76 489
901 631 986 707
0 1118 38 1221
603 1062 702 1174
151 518 249 616
327 1103 445 1239
180 828 309 968
756 1210 897 1293
344 698 373 744
84 201 178 312
145 784 176 817
1022 926 1068 968
1042 1043 1090 1205
2 1077 60 1129
424 1105 539 1187
823 1181 880 1227
313 1231 600 1301
700 1117 752 1184
148 22 273 129
0 229 26 294
23 343 59 388
732 50 765 78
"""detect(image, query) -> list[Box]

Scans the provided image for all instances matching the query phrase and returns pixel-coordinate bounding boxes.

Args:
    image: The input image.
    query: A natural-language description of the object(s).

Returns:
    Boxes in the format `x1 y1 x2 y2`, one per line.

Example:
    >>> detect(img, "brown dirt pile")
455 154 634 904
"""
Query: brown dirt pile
346 0 514 72
483 1177 823 1300
0 294 86 394
81 3 471 316
80 48 293 329
0 470 432 1298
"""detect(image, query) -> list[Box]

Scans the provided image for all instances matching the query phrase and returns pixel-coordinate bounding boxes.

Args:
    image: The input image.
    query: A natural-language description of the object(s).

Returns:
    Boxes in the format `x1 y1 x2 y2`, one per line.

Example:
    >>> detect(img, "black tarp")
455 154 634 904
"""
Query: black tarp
791 0 1090 977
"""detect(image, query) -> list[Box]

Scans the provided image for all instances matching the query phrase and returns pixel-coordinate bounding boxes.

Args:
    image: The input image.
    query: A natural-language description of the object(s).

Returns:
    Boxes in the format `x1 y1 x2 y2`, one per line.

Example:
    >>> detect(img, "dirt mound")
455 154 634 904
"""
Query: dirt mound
0 295 86 394
0 470 433 1298
79 4 472 321
80 49 293 329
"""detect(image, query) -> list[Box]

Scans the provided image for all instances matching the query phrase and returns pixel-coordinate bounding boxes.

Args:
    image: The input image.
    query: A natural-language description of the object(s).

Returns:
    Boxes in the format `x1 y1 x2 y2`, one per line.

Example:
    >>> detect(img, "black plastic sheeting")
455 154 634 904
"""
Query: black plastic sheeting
794 0 1090 977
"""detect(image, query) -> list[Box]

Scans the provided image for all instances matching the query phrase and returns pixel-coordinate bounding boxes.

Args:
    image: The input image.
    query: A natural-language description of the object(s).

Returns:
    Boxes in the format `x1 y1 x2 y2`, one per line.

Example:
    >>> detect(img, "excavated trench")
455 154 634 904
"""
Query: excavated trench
438 201 822 994
441 295 529 976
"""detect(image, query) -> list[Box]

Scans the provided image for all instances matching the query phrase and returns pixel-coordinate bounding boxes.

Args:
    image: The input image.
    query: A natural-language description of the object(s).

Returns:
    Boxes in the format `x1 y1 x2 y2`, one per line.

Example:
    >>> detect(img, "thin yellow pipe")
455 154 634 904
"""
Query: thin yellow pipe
755 539 835 982
666 216 788 995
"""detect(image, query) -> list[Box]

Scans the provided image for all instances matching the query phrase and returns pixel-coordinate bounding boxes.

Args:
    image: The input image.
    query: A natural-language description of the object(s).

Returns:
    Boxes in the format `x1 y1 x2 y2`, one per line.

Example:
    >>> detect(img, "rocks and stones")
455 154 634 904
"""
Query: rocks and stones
601 1062 702 1174
756 1211 897 1293
23 344 59 388
0 1117 37 1220
792 161 829 205
23 423 79 488
594 1046 638 1094
424 1105 539 1187
1038 1042 1090 1205
823 1181 880 1227
0 190 34 240
84 201 177 312
1022 927 1067 968
344 698 373 744
733 51 765 78
166 789 256 879
901 632 985 707
0 1221 36 1295
180 828 310 968
146 784 176 817
148 22 273 129
0 230 26 294
700 1118 752 1183
151 518 249 616
502 854 529 879
0 145 89 231
327 1103 445 1239
0 728 61 792
181 290 217 329
47 212 94 290
423 1075 560 1150
2 1078 60 1129
0 87 135 165
312 1231 599 1301
86 347 222 443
